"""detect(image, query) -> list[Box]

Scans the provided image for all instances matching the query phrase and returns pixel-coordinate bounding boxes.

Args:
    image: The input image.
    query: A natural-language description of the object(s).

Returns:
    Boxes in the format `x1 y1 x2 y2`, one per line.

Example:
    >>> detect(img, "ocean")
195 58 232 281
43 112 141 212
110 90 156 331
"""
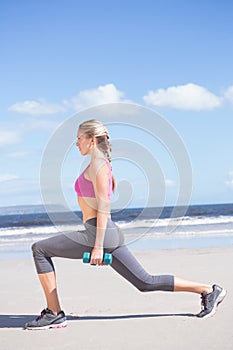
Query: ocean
0 203 233 259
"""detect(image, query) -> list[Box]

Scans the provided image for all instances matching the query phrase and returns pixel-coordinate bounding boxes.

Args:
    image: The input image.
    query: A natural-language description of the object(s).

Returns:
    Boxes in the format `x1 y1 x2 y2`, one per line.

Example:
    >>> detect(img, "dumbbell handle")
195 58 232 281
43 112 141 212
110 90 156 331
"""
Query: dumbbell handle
82 252 112 265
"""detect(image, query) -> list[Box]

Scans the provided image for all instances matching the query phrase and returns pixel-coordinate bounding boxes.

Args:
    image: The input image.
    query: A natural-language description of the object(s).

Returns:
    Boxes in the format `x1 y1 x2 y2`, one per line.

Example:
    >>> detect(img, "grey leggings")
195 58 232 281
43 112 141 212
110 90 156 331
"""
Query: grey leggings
32 218 174 292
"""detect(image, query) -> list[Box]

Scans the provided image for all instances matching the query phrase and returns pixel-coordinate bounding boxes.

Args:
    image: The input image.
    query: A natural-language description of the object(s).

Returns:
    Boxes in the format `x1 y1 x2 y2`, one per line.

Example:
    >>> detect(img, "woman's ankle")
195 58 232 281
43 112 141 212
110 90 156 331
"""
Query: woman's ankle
47 307 61 316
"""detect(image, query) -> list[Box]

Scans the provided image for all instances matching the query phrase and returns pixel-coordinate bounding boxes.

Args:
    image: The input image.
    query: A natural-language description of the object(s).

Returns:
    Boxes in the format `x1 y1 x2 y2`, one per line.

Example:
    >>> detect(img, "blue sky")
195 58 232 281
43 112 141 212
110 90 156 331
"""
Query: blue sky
1 0 233 209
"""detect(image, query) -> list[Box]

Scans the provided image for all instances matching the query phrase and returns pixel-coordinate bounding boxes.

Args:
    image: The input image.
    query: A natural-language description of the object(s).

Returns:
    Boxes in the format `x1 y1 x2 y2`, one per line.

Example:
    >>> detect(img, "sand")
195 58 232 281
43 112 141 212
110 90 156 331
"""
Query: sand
0 246 232 350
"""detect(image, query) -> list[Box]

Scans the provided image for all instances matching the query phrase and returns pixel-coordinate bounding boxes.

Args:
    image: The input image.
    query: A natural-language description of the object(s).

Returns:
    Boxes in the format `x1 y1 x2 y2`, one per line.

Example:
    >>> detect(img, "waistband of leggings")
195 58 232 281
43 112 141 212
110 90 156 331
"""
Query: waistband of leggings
84 218 97 228
84 217 113 228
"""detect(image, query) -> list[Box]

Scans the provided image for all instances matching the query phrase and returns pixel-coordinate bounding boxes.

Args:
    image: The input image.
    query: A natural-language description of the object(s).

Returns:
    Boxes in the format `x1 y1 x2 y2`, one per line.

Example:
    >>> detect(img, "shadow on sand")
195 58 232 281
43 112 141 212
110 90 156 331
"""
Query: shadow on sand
0 312 195 329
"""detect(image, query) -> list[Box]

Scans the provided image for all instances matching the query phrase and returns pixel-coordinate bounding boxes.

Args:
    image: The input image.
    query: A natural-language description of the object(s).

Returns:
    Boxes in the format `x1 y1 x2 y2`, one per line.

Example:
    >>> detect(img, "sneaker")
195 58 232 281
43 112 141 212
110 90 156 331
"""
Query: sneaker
196 284 227 318
25 308 67 330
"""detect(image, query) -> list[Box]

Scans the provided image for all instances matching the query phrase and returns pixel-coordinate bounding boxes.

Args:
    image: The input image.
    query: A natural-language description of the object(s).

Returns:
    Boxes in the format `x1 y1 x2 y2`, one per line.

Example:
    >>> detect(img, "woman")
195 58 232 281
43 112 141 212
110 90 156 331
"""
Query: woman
25 119 226 330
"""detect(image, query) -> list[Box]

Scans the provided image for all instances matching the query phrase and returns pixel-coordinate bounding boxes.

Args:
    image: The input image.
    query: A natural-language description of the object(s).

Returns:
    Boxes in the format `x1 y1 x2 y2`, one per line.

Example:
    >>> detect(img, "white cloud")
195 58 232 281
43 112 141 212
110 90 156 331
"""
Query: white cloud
7 151 30 158
7 84 128 116
226 180 233 188
8 99 66 115
8 83 233 118
65 83 128 111
0 119 57 152
224 86 233 104
0 130 21 148
165 179 175 187
225 171 233 188
143 83 222 110
0 173 19 182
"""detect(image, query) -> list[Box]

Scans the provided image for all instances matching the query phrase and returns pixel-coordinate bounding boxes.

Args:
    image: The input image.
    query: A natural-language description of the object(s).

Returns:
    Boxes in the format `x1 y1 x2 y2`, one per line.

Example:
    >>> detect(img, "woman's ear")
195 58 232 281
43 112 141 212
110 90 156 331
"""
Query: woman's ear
92 137 97 146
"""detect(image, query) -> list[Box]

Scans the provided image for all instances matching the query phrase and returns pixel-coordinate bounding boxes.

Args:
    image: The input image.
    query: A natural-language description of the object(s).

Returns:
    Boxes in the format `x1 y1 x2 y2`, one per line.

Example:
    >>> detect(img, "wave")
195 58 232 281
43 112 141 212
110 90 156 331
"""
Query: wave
0 223 84 245
1 215 233 247
118 215 233 229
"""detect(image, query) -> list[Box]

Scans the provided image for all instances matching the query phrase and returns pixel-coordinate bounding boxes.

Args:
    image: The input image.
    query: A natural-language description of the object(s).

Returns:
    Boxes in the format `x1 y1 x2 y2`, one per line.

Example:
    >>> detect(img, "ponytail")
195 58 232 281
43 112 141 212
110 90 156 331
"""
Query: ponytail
79 119 116 191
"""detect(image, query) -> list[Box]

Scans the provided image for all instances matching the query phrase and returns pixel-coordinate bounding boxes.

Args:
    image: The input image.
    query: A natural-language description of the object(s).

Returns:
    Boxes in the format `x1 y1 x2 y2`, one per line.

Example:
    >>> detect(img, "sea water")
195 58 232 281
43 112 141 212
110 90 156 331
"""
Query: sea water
0 203 233 259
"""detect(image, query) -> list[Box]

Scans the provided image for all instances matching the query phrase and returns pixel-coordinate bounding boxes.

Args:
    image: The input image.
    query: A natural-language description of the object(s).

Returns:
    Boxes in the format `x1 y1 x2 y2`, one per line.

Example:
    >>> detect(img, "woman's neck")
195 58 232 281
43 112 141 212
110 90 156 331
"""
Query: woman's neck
90 147 105 161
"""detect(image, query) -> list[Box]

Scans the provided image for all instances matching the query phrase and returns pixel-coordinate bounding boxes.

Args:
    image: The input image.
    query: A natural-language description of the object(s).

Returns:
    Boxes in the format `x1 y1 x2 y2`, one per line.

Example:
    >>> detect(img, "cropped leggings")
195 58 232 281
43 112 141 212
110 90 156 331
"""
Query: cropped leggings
32 218 174 292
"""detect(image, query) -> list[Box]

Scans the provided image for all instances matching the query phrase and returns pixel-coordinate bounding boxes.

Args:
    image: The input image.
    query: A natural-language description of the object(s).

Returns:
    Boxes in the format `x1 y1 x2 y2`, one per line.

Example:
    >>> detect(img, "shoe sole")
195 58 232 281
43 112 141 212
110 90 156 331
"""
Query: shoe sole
200 288 227 319
25 320 68 330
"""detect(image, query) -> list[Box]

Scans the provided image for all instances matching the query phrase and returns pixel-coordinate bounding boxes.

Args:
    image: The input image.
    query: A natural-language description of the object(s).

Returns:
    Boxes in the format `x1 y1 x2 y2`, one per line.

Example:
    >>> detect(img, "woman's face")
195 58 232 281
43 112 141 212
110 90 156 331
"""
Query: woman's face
76 130 92 155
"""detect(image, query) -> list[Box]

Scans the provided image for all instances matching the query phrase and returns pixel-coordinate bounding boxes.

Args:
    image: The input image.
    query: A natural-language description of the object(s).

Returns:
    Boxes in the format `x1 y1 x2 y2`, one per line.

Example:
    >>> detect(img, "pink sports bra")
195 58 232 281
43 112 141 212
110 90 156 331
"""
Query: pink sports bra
74 160 113 199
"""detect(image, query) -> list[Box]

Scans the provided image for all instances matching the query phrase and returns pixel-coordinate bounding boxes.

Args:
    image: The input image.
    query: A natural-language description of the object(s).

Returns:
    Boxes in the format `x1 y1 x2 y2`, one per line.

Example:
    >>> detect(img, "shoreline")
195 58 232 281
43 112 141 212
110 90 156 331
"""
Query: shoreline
0 233 233 260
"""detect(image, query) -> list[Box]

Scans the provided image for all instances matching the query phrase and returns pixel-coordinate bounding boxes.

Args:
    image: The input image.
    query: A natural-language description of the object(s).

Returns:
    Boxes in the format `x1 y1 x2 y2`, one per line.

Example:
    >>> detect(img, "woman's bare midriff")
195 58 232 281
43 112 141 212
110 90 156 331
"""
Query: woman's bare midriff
78 197 97 222
78 196 110 223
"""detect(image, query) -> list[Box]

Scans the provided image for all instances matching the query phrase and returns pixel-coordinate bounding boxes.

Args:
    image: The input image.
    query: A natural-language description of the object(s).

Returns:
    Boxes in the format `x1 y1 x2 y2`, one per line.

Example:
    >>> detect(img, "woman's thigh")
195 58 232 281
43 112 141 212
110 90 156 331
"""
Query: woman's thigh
33 232 92 259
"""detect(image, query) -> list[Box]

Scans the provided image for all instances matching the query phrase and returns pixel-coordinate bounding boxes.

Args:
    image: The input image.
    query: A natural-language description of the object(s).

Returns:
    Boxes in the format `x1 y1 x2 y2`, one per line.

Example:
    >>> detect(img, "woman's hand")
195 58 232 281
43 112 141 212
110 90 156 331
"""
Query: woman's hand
90 247 104 266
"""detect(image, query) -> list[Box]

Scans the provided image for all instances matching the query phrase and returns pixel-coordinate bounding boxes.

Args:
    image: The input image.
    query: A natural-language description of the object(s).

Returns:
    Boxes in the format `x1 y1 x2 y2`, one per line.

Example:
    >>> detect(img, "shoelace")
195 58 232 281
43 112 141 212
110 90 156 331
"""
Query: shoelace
201 293 207 310
36 309 47 321
200 292 212 310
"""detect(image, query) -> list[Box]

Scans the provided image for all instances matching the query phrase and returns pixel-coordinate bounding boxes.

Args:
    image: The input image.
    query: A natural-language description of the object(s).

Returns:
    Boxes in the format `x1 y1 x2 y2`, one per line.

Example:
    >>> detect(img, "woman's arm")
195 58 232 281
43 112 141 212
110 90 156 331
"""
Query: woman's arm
90 160 111 265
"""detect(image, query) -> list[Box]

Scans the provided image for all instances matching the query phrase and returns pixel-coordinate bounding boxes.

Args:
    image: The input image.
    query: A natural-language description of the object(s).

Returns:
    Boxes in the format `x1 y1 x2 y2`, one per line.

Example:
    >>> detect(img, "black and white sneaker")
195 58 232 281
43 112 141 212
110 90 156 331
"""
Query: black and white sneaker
25 308 67 330
196 284 226 318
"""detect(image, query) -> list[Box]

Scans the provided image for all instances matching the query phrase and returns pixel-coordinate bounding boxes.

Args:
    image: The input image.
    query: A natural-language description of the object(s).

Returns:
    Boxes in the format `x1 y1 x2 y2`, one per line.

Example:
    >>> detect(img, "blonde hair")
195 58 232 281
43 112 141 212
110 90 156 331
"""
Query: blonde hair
79 119 112 164
78 119 115 190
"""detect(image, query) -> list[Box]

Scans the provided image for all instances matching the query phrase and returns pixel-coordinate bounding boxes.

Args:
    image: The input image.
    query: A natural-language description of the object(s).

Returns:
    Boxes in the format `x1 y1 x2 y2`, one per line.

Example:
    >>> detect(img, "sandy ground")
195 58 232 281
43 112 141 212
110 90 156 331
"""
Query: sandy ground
0 246 232 350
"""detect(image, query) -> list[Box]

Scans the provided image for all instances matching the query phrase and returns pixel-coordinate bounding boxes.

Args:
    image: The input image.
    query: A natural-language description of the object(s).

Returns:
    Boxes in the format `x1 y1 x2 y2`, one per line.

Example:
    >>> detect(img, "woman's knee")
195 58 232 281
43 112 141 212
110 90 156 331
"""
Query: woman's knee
31 241 54 274
135 284 149 292
133 275 175 292
31 241 44 257
31 241 37 254
133 279 155 292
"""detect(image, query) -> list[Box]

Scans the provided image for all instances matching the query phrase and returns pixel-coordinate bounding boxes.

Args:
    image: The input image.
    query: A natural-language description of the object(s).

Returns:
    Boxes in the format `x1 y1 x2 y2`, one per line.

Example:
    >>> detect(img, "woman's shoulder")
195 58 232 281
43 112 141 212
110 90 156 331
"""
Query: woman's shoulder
91 157 110 174
92 157 109 167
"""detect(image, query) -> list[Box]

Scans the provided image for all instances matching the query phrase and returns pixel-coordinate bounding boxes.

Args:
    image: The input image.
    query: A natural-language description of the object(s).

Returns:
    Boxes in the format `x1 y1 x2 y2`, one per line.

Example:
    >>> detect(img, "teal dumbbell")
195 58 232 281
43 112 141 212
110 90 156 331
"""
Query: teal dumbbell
82 252 112 265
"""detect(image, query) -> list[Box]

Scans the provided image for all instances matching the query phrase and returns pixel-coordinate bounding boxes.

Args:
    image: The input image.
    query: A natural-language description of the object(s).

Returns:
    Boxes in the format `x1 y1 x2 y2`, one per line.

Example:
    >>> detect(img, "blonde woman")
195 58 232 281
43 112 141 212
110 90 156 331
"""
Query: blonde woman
25 119 226 330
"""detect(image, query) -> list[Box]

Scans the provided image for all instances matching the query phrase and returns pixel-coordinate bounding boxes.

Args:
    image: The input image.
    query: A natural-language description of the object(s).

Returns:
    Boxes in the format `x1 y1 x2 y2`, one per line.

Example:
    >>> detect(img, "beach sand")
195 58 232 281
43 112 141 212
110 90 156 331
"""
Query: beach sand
0 246 232 350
